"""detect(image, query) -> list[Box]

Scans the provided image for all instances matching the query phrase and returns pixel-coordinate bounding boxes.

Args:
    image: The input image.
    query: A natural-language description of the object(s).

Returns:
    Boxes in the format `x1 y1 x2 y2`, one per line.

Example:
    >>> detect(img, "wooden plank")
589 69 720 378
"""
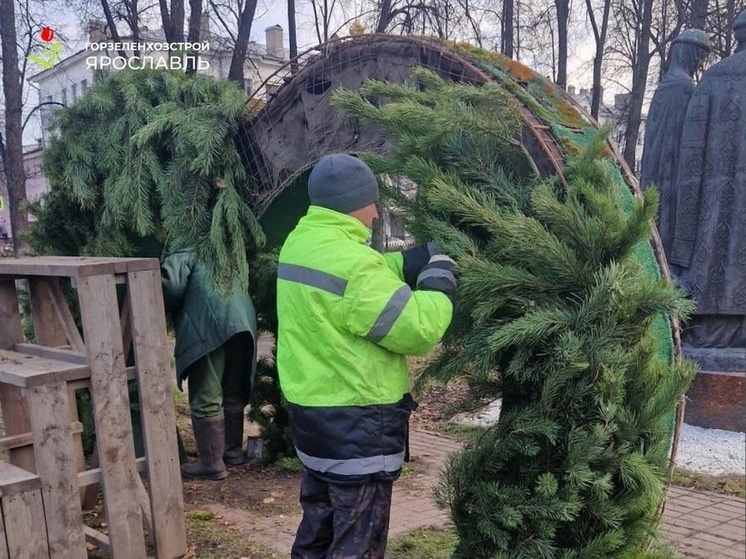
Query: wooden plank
67 366 137 391
0 281 23 349
27 381 86 559
76 456 147 488
0 421 83 453
13 343 88 365
0 350 89 388
122 258 160 274
0 506 9 559
136 475 154 540
83 526 111 556
76 273 147 558
127 270 187 558
3 489 51 559
48 281 85 352
28 278 71 348
0 280 36 472
26 277 89 507
0 461 41 496
0 257 158 278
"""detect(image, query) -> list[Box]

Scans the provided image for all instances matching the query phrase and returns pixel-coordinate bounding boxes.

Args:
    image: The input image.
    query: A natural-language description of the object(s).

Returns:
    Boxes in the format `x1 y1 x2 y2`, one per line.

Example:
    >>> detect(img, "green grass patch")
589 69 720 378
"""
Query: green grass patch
387 526 457 559
672 468 746 499
426 422 485 442
385 526 678 559
185 514 282 559
275 456 303 474
186 509 215 521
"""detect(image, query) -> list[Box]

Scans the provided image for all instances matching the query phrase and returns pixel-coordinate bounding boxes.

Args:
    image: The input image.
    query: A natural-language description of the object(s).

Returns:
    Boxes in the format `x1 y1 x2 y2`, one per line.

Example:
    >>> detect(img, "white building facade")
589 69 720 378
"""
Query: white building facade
30 21 289 146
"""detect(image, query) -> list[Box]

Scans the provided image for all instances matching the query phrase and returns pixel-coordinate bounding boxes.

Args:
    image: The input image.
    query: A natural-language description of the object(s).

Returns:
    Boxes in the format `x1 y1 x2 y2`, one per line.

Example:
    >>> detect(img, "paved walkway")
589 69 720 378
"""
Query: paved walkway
210 429 745 558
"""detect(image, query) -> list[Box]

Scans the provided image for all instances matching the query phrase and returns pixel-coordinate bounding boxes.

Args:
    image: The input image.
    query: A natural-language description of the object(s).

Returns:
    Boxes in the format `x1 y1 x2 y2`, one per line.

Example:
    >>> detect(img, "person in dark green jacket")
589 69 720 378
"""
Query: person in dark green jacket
161 249 258 480
277 153 458 558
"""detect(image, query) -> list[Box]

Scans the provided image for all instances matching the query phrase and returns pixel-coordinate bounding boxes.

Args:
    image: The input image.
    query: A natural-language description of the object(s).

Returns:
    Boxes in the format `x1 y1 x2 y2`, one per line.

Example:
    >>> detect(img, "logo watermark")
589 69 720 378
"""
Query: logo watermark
28 27 62 69
85 41 211 71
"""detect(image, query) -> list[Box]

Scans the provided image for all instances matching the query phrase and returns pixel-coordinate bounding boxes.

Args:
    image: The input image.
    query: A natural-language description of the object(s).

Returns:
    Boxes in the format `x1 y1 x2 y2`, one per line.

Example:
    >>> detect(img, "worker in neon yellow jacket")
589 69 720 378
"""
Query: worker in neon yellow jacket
276 153 457 558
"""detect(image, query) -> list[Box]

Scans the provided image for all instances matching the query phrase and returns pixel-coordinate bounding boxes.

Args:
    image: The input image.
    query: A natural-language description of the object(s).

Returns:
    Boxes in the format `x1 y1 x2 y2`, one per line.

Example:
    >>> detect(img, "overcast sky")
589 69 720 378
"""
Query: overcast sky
19 0 602 144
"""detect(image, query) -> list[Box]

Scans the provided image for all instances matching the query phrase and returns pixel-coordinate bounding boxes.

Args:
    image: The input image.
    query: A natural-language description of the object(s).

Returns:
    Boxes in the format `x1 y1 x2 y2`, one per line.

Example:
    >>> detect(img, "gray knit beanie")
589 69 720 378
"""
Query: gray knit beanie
308 154 379 213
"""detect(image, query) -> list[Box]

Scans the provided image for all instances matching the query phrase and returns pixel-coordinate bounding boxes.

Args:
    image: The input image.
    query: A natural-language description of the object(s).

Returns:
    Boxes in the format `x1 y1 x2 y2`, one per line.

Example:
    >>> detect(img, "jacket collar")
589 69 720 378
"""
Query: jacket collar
301 205 371 244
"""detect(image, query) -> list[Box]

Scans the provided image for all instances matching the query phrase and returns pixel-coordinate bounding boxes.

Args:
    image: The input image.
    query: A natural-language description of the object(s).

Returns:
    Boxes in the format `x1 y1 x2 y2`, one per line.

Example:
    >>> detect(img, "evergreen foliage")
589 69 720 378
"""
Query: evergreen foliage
245 249 296 461
35 68 264 291
333 68 696 558
26 68 278 459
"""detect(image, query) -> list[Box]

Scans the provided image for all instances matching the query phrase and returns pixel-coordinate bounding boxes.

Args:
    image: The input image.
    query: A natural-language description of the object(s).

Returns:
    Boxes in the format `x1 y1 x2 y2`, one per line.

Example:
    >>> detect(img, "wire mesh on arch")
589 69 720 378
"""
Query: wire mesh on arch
238 35 487 216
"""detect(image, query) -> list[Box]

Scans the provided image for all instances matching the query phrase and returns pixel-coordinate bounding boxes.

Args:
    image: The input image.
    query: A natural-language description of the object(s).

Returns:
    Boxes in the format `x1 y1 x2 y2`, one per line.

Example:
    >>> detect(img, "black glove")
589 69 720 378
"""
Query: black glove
402 241 439 288
415 254 458 303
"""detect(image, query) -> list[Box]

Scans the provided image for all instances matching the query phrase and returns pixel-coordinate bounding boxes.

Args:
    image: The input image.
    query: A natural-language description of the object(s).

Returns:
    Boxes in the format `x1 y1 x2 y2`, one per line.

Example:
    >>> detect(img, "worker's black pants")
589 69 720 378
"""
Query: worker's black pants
291 468 394 559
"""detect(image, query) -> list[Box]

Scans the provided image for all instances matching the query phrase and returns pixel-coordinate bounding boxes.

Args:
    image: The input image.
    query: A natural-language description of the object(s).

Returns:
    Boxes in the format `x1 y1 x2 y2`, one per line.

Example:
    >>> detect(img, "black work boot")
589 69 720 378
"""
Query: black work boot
223 406 246 465
181 414 228 480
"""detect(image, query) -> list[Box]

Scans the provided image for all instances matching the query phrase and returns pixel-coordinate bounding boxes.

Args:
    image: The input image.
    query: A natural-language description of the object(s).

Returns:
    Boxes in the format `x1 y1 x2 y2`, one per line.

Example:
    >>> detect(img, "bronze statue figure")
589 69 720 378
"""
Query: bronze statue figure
671 10 746 356
640 29 710 254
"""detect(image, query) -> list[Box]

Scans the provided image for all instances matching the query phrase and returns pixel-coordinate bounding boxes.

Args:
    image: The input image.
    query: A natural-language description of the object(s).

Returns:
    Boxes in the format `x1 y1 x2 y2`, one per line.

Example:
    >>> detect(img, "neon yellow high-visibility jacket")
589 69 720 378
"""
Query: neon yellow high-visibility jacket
276 206 453 483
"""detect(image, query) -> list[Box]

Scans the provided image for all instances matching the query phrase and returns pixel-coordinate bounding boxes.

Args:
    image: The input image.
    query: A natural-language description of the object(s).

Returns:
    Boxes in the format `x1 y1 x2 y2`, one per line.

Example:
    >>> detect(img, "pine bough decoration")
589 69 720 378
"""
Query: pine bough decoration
35 68 264 292
333 68 696 559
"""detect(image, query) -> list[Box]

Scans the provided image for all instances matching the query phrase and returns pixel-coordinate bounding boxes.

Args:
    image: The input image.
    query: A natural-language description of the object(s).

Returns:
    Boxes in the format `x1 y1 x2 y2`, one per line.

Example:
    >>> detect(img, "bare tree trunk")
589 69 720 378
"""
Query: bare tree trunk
228 0 258 84
124 0 142 40
0 0 28 255
323 0 330 42
186 0 202 73
172 0 185 41
691 0 708 28
187 0 202 42
585 0 612 119
502 0 514 57
377 0 394 32
723 0 737 56
160 0 185 43
101 0 129 59
554 0 569 89
459 0 483 46
288 0 298 73
623 0 654 170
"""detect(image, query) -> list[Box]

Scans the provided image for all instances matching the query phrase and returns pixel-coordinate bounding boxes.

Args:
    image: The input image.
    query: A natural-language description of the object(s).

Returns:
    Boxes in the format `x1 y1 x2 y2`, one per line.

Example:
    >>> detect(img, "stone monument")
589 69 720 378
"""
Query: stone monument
640 29 710 253
671 10 746 431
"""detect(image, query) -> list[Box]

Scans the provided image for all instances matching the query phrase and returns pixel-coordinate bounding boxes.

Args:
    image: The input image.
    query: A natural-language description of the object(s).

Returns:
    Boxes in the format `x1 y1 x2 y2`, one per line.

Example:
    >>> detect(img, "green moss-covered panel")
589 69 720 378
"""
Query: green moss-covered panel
259 170 311 250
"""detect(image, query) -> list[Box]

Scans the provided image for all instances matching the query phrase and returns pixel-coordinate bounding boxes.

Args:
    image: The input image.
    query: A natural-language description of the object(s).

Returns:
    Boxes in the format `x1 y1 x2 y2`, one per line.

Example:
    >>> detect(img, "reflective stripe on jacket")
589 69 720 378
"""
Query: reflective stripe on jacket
276 206 453 482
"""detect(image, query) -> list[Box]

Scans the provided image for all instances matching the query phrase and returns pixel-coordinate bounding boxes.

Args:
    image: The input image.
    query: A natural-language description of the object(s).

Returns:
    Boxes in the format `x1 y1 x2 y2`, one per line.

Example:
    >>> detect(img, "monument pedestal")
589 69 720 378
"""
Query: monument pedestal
683 346 746 432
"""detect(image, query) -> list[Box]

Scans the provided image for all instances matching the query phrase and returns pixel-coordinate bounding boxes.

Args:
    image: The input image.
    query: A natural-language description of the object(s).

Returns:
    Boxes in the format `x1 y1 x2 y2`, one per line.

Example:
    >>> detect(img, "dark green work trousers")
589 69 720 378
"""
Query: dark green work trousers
185 334 250 418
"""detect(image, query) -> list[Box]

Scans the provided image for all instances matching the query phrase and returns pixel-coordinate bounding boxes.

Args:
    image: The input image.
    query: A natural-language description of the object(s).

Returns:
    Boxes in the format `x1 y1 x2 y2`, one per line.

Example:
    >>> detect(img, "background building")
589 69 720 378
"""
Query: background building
567 86 647 172
29 20 288 146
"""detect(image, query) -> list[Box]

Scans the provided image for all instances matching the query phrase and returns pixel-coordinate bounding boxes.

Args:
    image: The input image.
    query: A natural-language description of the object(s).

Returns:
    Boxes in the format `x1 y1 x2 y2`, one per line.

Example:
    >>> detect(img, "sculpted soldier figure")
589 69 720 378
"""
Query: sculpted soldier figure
640 29 710 253
671 10 746 352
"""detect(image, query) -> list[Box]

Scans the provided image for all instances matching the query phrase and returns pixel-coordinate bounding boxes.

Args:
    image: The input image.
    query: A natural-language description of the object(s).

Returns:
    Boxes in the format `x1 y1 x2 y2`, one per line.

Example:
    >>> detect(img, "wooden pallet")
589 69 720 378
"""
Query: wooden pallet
0 256 186 558
0 461 50 558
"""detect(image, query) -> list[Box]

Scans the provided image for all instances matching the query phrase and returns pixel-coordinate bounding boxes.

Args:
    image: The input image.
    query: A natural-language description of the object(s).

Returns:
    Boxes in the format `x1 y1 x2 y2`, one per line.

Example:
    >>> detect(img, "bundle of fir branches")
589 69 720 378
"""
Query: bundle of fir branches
333 68 696 559
34 68 264 291
27 68 267 461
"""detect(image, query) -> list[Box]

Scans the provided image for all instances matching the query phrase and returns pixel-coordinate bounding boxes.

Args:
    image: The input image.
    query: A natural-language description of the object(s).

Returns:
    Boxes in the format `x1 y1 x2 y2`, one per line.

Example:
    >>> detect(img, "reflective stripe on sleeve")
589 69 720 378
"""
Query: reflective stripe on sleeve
278 263 347 296
366 284 412 343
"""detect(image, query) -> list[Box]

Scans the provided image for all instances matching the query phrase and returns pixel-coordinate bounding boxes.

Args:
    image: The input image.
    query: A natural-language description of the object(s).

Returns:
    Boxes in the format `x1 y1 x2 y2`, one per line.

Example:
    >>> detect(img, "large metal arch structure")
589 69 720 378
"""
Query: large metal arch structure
240 32 685 482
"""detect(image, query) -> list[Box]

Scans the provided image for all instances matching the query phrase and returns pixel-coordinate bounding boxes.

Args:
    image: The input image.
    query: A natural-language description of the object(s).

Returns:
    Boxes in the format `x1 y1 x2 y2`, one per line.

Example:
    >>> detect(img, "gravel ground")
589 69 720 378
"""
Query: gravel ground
676 423 746 476
451 399 746 476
